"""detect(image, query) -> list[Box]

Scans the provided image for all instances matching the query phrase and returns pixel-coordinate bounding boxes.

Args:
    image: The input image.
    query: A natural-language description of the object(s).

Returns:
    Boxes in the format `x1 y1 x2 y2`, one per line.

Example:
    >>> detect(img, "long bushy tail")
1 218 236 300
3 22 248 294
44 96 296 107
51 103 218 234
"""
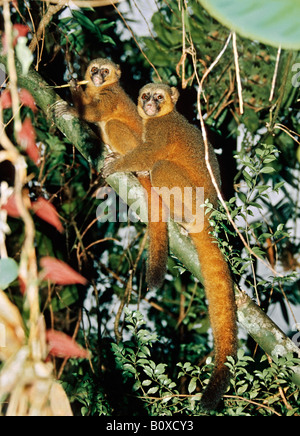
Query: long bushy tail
190 224 237 410
138 176 169 289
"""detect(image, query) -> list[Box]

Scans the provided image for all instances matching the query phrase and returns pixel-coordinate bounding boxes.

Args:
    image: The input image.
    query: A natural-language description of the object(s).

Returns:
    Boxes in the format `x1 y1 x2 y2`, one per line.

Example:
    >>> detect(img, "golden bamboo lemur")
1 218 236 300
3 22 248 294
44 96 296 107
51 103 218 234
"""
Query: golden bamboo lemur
63 59 168 288
102 83 238 410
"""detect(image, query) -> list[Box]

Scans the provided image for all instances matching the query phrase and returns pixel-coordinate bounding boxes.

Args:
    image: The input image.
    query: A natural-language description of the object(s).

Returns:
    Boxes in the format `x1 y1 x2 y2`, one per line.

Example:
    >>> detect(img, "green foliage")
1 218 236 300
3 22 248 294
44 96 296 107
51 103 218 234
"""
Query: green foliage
1 0 300 417
199 0 300 50
204 140 299 312
226 350 300 416
143 0 300 317
63 309 300 416
59 9 116 53
63 357 113 416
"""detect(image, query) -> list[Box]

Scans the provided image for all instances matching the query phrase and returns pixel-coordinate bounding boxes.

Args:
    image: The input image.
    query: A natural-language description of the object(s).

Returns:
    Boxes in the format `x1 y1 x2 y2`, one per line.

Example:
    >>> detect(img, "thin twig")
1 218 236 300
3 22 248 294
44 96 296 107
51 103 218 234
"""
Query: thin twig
57 310 83 379
29 0 66 57
191 33 284 279
232 32 244 115
269 46 281 102
114 231 148 343
274 123 300 145
131 0 157 40
268 51 293 132
110 1 162 82
176 279 198 328
46 80 89 89
79 237 119 260
223 395 282 416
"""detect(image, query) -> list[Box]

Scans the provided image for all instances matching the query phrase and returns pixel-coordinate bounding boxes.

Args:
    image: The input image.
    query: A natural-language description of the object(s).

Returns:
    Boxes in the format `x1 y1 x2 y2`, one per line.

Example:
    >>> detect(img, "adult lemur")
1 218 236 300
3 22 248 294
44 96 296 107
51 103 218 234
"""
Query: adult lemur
103 83 238 410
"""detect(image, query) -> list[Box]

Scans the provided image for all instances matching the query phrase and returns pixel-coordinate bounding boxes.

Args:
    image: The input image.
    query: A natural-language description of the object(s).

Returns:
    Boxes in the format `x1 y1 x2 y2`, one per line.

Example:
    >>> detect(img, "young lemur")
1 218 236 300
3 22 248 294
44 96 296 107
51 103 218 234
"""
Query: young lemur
59 58 168 288
103 83 238 411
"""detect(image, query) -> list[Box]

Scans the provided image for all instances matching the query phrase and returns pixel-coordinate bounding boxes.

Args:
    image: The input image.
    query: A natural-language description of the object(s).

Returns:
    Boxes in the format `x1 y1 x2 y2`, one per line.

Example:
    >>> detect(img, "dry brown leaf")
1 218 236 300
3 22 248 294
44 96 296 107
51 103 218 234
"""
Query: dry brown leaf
0 290 25 360
49 382 73 416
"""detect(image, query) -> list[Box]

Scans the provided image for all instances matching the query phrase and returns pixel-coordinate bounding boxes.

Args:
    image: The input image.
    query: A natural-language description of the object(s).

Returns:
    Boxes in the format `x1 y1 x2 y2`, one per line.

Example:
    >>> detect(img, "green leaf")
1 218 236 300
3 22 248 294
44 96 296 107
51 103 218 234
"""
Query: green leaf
143 367 154 378
147 386 159 395
256 185 269 194
274 181 285 191
199 0 300 49
50 285 79 311
161 395 172 404
123 363 136 374
237 384 248 395
132 381 141 391
260 166 276 174
188 377 198 394
0 258 18 290
238 192 247 203
72 10 96 32
154 363 167 375
251 246 266 259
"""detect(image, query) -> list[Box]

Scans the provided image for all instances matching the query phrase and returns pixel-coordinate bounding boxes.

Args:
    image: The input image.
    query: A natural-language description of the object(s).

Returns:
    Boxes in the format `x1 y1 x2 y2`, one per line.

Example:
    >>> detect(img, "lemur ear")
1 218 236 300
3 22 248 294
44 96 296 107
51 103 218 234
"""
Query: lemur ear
170 87 180 104
115 64 121 79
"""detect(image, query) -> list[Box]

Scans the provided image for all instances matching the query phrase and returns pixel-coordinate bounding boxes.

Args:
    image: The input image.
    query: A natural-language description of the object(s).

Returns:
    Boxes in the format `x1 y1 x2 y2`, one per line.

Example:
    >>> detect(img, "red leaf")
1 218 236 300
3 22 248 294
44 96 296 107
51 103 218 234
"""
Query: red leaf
18 116 35 147
0 90 12 109
17 117 40 165
13 24 30 38
19 89 37 113
31 197 63 233
2 194 21 217
26 141 40 165
0 89 36 112
2 25 30 53
46 329 89 359
40 257 87 285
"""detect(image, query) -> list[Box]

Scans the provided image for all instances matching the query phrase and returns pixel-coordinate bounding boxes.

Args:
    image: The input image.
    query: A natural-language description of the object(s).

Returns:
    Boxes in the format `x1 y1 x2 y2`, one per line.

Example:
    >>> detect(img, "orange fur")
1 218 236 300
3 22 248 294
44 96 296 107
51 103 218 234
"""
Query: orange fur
190 228 237 409
103 83 238 410
70 61 168 288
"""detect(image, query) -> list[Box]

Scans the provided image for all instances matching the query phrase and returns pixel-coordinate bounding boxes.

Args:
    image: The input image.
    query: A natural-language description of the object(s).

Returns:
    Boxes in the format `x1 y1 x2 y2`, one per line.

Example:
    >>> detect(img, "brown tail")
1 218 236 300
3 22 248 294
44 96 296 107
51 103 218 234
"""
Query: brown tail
190 224 237 410
138 176 169 289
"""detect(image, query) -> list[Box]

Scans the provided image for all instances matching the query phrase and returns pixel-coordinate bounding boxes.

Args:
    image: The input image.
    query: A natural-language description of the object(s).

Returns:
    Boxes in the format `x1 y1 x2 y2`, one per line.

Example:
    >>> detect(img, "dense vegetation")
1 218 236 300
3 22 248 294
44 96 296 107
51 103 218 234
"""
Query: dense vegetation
0 0 300 416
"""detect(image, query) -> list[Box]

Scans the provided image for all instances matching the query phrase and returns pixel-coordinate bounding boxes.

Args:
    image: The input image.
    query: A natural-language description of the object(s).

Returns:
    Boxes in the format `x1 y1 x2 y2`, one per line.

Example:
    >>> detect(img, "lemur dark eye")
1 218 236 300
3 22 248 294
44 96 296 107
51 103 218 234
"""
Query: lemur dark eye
91 66 98 74
102 68 109 75
157 94 163 100
141 93 148 100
